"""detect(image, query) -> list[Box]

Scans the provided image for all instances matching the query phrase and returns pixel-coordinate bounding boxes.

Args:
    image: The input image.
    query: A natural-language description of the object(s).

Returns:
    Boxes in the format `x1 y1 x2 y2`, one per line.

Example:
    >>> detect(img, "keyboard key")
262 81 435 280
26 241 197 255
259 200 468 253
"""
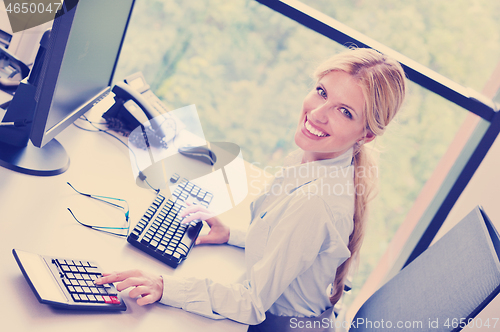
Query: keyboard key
178 243 189 252
110 296 121 304
197 191 206 200
170 173 180 183
105 287 117 296
203 193 213 203
85 266 100 274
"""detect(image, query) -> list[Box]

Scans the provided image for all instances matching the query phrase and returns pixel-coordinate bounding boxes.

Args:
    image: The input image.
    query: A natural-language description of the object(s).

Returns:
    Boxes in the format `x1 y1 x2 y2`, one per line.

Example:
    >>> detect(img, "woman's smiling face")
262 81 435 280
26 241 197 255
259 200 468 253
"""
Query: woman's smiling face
295 70 373 163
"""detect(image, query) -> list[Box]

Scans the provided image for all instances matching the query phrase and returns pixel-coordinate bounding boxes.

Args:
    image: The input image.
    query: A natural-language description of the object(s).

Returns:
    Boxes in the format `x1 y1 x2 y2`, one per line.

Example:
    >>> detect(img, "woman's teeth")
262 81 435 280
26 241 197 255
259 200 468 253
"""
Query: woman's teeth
305 120 328 137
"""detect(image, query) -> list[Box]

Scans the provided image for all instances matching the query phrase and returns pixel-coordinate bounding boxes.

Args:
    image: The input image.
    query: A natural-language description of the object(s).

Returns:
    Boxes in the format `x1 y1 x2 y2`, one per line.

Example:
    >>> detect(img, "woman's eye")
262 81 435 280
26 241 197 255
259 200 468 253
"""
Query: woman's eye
316 87 327 98
340 107 352 119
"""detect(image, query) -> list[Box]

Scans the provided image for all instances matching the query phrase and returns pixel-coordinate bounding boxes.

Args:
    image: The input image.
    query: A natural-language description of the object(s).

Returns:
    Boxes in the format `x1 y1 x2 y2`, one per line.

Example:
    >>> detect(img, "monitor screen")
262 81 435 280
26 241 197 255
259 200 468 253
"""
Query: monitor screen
31 0 135 147
0 0 135 176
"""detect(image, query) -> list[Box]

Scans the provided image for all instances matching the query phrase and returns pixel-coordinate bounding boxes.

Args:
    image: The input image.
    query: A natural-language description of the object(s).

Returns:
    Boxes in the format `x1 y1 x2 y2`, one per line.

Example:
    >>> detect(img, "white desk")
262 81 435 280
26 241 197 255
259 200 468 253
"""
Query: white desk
0 113 272 331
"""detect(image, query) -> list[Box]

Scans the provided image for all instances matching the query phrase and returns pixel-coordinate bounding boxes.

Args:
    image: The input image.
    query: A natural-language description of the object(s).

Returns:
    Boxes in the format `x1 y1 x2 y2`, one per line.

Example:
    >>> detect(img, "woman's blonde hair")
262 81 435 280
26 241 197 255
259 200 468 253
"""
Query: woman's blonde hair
313 48 406 306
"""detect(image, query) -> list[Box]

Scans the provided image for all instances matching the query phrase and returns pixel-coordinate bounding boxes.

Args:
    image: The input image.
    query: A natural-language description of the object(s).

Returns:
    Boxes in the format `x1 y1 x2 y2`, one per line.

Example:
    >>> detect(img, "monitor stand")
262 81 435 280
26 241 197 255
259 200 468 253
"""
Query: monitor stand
0 139 69 176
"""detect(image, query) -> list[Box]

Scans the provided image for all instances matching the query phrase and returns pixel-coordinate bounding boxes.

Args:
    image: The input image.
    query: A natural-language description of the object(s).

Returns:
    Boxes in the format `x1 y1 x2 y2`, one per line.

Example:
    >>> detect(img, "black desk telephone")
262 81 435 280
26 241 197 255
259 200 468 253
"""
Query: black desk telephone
0 45 31 108
103 72 170 138
0 45 30 88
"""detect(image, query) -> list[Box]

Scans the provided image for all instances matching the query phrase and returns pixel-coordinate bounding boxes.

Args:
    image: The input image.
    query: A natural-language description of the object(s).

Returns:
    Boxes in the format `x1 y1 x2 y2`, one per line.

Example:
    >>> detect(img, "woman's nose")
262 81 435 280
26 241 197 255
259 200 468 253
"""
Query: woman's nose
309 104 328 124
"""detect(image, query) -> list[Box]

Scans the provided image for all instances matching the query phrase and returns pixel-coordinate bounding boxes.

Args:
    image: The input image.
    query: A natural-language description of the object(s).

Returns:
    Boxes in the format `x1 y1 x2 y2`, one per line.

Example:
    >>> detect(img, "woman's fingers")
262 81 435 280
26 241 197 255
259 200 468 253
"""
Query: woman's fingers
136 293 158 306
181 211 214 224
128 285 153 299
115 276 145 292
95 269 142 285
94 270 164 305
179 204 211 218
195 233 220 245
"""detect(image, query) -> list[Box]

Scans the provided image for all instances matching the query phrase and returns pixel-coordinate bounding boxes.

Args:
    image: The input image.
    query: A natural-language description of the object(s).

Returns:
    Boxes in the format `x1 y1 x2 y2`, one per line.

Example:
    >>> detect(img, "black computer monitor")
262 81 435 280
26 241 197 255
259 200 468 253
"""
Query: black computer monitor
0 0 135 176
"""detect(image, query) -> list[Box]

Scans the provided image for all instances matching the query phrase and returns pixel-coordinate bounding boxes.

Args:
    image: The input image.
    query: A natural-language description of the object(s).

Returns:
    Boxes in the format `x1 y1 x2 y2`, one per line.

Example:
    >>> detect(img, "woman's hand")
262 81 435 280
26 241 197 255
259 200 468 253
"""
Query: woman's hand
95 270 163 306
179 204 230 245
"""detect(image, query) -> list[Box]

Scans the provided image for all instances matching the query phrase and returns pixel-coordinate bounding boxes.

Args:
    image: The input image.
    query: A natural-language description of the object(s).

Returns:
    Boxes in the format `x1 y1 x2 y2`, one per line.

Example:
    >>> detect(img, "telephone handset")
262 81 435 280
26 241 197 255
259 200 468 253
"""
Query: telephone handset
0 45 30 87
103 72 167 138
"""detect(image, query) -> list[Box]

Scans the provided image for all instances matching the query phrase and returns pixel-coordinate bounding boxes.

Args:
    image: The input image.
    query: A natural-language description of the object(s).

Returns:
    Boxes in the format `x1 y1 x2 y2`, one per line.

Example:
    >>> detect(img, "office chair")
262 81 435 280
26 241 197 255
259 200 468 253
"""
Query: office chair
349 206 500 332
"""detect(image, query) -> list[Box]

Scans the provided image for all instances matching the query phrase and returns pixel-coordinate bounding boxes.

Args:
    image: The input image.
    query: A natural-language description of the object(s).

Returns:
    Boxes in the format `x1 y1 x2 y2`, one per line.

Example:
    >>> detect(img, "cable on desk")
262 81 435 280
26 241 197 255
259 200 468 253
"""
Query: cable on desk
74 115 160 194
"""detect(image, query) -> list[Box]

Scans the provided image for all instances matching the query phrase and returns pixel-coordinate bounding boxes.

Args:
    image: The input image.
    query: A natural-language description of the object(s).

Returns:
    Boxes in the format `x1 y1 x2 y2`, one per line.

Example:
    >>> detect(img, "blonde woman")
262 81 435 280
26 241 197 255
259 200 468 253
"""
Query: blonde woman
96 48 406 331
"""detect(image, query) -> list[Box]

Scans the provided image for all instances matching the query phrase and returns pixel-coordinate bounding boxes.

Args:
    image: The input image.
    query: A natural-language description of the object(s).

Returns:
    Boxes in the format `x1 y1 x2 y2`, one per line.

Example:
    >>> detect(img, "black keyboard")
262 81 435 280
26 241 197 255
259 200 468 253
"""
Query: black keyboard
127 176 214 268
13 249 126 311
